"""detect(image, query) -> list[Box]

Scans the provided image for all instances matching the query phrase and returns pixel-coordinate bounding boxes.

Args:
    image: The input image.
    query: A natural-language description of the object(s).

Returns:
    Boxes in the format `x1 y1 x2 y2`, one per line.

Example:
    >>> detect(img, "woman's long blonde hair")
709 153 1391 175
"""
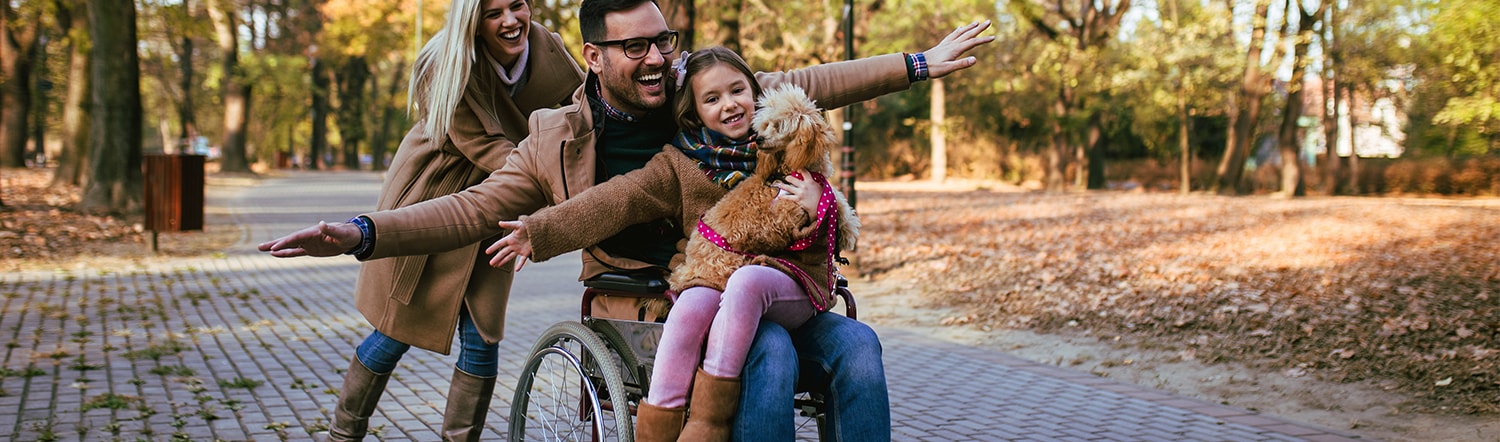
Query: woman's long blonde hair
408 0 487 140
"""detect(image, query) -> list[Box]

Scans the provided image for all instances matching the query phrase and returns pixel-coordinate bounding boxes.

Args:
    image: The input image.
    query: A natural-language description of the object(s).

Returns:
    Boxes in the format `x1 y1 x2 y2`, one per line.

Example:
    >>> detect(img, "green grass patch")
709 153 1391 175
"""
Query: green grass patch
0 366 47 377
218 377 263 389
68 362 103 371
148 365 196 377
81 393 145 411
123 341 187 361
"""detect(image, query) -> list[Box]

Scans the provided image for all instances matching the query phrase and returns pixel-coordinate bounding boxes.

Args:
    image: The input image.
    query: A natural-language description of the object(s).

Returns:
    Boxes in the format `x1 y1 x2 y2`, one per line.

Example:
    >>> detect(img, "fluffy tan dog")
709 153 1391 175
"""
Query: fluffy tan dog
668 84 860 293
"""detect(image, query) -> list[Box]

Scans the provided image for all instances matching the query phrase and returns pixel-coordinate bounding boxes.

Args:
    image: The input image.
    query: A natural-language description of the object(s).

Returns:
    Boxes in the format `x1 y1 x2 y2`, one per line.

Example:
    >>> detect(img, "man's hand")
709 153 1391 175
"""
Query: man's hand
256 221 362 258
486 220 533 271
924 20 995 79
774 169 822 217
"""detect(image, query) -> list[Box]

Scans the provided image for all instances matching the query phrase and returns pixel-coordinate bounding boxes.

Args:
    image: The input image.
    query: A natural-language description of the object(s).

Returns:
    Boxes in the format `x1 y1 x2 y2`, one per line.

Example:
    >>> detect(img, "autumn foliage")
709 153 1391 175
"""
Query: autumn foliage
856 182 1500 413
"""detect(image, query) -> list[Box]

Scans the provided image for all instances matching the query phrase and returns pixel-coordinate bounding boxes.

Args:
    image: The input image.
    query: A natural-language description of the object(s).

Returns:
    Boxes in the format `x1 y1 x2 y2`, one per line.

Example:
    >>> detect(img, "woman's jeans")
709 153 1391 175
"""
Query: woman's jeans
732 313 892 442
354 306 499 377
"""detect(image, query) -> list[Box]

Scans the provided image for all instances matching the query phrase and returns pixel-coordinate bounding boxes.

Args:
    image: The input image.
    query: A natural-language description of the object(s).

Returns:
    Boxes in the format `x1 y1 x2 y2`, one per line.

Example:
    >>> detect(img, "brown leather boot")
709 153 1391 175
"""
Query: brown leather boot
634 402 687 442
441 368 497 442
677 368 741 442
328 357 391 441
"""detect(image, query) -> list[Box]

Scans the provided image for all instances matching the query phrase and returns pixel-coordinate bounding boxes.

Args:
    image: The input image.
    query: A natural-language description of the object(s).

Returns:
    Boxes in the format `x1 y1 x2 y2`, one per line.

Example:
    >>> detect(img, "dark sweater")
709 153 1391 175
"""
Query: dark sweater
587 76 682 268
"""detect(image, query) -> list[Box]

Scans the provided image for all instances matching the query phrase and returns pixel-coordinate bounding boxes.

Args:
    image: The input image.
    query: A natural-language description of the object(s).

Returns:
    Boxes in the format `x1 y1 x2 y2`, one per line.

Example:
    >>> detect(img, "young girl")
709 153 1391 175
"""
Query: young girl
485 47 855 442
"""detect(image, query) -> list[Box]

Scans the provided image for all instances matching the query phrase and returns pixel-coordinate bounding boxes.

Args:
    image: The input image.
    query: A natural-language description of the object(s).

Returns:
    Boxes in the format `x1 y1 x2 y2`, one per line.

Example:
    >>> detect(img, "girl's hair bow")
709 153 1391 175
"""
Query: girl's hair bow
672 51 691 90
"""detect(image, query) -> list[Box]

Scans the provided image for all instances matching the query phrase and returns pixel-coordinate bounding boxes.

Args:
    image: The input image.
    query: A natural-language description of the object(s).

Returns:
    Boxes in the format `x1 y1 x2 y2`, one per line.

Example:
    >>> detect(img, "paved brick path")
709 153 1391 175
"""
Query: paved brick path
0 171 1364 441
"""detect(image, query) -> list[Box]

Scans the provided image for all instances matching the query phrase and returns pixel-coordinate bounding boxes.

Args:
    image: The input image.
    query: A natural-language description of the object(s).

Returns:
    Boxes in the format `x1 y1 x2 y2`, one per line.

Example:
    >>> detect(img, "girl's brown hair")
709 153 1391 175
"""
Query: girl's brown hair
673 46 763 131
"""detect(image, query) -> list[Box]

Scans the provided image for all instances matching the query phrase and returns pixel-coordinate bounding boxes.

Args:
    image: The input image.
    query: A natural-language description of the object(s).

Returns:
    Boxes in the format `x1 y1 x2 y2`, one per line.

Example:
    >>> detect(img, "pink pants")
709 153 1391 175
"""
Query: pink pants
645 265 816 408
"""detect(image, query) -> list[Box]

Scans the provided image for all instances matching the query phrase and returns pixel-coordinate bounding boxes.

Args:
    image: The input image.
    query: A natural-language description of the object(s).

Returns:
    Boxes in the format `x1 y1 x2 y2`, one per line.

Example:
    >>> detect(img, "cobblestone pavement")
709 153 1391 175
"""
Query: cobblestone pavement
0 171 1363 441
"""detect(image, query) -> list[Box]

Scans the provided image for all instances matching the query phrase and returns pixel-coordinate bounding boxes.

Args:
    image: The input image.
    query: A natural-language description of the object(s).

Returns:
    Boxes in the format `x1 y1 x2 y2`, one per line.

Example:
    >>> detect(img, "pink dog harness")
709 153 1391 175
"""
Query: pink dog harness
696 172 838 311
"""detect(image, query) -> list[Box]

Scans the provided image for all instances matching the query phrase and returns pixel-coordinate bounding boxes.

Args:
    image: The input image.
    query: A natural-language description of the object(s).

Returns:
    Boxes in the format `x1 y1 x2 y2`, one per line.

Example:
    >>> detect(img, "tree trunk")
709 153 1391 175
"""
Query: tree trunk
309 56 330 169
718 0 742 53
1178 89 1191 195
176 27 196 149
30 32 47 165
52 0 89 186
1320 1 1338 195
659 0 695 50
1275 1 1324 198
337 56 369 170
222 82 252 169
1 5 39 168
369 60 403 171
208 0 251 173
1046 93 1069 191
80 0 142 215
929 77 945 182
1343 84 1358 193
1215 0 1276 195
1086 113 1106 189
1321 68 1339 195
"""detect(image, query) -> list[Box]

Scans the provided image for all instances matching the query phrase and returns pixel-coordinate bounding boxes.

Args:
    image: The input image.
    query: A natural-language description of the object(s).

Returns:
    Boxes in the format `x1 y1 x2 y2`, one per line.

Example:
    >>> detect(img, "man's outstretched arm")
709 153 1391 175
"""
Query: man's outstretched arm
258 220 364 258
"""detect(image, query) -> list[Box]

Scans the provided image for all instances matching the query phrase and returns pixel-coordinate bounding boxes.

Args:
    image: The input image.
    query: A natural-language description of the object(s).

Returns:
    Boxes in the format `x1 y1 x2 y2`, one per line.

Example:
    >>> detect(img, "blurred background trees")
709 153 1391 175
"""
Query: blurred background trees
2 0 1497 214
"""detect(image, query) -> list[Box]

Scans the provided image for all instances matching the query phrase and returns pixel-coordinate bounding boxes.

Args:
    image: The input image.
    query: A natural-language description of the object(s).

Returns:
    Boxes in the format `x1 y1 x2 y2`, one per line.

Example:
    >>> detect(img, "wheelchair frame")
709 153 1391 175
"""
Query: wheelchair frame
507 272 856 442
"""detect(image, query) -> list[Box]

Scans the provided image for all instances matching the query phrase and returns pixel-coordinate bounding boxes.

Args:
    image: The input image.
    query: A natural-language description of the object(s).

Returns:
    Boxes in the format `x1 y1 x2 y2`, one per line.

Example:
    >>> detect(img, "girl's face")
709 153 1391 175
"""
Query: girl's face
477 0 530 68
691 64 756 140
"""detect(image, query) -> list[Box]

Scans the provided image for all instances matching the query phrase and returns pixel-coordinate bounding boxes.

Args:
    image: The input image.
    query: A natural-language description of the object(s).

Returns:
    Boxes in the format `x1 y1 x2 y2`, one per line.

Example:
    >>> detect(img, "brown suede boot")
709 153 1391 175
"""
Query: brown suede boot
634 402 687 442
441 368 497 442
677 368 741 442
328 357 391 441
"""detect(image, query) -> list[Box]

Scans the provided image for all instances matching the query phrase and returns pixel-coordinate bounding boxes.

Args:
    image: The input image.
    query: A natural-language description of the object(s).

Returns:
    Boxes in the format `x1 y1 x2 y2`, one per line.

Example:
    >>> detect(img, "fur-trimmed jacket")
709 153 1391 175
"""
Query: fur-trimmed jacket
351 22 582 353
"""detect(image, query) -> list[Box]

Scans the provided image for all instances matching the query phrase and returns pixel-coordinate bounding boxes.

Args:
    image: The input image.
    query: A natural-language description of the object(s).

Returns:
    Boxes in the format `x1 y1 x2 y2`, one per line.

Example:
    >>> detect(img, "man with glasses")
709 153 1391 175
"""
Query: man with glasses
260 0 992 439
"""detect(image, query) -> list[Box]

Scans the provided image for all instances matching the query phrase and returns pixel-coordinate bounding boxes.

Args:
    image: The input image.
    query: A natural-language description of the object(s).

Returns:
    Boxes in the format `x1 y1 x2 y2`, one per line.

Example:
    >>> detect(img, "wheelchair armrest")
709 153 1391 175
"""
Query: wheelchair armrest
835 275 857 320
583 272 671 321
584 272 669 294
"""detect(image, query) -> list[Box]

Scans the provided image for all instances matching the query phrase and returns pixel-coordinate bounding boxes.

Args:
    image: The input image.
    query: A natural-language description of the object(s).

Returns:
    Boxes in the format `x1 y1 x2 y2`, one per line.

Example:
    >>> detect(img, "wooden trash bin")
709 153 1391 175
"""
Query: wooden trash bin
144 154 205 234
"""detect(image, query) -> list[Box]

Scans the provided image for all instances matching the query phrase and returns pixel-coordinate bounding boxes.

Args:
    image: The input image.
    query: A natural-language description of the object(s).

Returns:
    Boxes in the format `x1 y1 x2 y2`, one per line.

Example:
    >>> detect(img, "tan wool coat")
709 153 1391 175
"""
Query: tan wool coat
359 53 911 320
351 23 583 353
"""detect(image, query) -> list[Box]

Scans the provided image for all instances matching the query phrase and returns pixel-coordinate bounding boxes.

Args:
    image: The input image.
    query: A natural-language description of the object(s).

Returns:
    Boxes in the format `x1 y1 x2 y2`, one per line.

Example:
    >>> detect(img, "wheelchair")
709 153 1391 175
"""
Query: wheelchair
507 271 857 442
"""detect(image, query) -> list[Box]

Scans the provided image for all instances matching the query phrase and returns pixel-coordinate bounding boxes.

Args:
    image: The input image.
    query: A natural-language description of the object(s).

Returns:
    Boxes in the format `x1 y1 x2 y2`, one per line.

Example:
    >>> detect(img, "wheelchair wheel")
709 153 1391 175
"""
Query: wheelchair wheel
509 321 634 442
585 318 648 389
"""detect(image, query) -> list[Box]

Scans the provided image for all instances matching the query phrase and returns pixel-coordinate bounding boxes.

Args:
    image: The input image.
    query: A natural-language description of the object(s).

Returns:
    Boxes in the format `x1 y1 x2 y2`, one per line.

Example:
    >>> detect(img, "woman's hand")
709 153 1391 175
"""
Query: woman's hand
486 220 533 271
774 170 822 217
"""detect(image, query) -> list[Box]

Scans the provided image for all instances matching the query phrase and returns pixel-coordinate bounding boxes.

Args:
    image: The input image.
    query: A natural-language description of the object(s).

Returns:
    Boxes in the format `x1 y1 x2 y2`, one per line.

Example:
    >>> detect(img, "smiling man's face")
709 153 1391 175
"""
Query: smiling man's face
584 1 676 115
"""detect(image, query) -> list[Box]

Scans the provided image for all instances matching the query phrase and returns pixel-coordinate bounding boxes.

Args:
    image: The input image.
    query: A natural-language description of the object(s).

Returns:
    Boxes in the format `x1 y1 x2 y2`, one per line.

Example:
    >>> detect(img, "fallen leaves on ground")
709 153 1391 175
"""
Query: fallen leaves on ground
1 168 238 271
855 183 1500 414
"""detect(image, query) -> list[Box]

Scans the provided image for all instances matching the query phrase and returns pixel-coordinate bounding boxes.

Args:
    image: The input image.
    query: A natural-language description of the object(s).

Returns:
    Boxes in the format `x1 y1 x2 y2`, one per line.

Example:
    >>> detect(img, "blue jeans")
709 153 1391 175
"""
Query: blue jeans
732 313 891 442
354 306 499 377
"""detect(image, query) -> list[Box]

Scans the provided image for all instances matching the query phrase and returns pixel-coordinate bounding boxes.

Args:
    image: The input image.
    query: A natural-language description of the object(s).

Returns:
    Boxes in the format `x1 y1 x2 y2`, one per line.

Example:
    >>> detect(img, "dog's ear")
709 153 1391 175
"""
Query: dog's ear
780 116 833 172
754 84 833 172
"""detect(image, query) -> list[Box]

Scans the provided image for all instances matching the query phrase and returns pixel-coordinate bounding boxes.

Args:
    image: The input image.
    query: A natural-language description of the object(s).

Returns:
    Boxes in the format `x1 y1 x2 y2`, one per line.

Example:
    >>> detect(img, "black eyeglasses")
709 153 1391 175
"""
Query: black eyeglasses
591 31 678 60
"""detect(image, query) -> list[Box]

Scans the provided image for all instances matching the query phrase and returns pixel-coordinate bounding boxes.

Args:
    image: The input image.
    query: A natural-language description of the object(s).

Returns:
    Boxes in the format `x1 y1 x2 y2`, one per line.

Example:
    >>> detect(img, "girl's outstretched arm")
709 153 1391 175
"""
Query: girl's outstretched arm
487 220 532 270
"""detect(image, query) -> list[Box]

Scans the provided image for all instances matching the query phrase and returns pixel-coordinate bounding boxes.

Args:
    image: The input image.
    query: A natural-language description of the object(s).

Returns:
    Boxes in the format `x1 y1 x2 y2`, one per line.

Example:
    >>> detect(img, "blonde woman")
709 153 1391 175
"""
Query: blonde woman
326 0 582 440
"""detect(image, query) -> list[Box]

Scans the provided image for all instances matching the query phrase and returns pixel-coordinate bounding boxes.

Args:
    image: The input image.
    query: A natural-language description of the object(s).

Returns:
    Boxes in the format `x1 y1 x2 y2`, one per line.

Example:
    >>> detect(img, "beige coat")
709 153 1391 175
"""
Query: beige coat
360 53 910 319
352 23 582 353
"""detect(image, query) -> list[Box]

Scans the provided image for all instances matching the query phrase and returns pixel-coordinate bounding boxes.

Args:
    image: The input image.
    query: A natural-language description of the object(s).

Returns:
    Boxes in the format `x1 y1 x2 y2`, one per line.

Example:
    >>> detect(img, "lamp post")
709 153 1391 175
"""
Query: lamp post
415 0 423 61
840 0 856 208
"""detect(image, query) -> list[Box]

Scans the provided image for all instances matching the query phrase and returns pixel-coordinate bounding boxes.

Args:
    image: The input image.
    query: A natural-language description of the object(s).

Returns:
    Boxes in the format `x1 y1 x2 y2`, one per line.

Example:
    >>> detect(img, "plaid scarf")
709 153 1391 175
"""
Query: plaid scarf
671 128 757 189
